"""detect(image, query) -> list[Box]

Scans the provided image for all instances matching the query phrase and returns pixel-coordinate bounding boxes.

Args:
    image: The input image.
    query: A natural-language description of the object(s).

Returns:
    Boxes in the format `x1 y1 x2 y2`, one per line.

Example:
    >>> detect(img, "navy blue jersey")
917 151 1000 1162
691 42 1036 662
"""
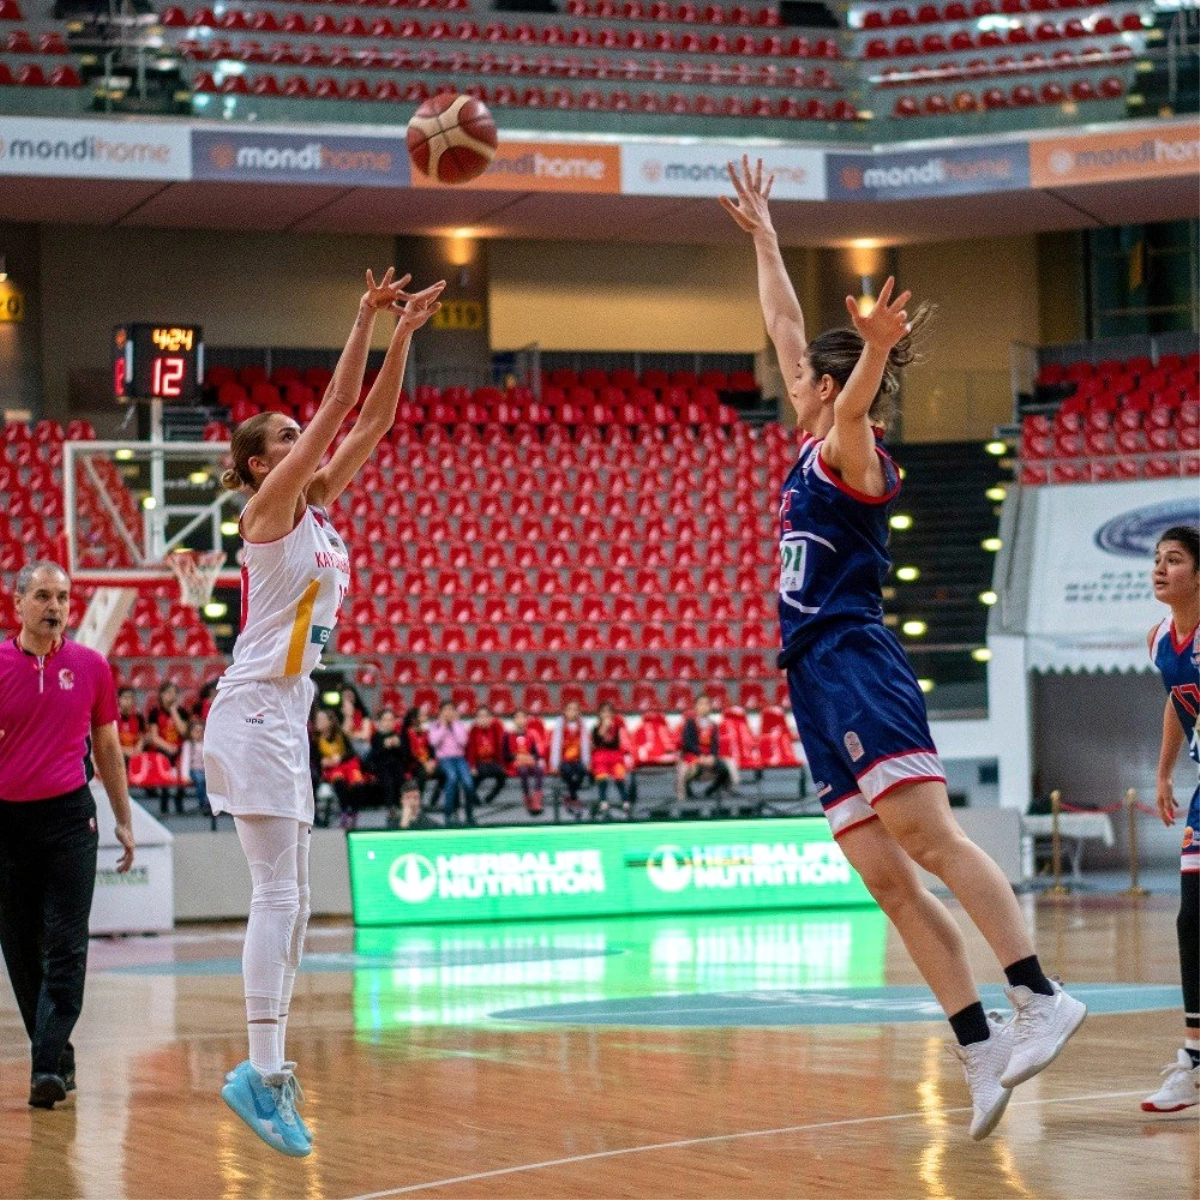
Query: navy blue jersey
1151 616 1200 767
777 433 901 667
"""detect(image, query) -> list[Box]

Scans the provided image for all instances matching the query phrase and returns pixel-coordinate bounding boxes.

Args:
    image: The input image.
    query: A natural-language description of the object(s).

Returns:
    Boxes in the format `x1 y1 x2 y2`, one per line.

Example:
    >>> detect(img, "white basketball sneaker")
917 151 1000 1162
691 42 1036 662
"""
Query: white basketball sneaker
1141 1050 1200 1113
1000 980 1087 1088
949 1015 1015 1141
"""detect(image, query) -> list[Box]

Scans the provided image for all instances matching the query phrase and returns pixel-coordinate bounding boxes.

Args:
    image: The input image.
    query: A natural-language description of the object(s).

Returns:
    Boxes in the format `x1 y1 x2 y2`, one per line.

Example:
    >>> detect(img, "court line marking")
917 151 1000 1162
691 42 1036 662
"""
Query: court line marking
343 1089 1148 1200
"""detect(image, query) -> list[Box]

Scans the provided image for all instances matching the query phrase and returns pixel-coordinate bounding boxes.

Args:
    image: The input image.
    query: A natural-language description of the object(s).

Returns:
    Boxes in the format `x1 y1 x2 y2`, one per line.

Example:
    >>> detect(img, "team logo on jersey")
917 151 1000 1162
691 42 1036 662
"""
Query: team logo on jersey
57 668 75 691
244 713 265 726
1185 827 1195 850
311 625 332 646
844 731 865 762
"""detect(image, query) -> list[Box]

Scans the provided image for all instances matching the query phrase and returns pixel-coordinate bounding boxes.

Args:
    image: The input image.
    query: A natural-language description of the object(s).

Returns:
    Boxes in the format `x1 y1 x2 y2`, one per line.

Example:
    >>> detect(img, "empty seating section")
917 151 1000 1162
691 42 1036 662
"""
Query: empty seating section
0 21 84 87
1019 351 1200 484
0 419 220 661
853 1 1144 118
168 2 852 118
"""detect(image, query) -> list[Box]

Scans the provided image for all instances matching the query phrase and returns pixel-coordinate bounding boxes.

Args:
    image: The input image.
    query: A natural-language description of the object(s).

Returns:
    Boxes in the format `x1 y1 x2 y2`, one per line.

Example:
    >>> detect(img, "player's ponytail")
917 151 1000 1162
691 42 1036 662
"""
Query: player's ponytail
224 412 277 491
1158 525 1200 571
806 302 935 429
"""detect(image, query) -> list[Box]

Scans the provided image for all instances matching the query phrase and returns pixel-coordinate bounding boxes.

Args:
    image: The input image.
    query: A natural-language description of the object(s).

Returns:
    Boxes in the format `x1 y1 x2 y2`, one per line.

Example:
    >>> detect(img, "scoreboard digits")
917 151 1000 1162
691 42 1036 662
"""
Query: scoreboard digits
113 324 203 403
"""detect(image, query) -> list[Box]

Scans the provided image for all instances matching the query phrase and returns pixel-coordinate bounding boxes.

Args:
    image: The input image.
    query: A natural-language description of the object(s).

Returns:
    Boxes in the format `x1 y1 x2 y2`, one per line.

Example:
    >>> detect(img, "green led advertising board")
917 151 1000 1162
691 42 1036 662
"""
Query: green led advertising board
347 818 875 926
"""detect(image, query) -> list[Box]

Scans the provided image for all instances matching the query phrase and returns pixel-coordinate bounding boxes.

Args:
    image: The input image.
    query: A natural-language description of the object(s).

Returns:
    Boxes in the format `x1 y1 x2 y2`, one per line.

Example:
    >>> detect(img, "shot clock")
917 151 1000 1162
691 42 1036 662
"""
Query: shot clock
113 324 203 403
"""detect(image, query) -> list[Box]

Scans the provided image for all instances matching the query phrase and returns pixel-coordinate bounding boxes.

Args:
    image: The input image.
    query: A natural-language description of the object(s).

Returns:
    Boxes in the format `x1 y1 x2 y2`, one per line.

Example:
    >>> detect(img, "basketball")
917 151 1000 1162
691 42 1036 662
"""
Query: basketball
406 94 498 185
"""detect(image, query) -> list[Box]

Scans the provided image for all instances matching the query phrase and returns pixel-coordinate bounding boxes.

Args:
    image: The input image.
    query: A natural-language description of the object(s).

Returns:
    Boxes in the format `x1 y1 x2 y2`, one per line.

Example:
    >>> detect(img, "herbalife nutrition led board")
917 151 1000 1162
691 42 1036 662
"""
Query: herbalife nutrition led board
347 818 874 926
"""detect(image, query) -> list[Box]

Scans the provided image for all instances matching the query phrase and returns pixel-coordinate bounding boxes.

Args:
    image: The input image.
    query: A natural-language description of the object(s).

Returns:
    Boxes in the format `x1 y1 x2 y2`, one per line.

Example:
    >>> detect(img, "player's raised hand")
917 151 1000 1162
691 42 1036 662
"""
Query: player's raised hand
392 279 446 333
718 155 776 238
846 276 913 354
362 267 413 312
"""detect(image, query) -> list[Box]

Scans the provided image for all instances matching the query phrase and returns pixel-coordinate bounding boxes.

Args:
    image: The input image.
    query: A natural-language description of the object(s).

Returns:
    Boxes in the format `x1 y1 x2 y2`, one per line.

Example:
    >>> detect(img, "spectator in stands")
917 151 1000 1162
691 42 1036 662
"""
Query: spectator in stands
196 678 218 721
677 694 731 804
146 681 190 815
115 688 145 764
400 707 440 808
590 702 632 819
312 707 367 829
340 686 374 759
426 700 477 827
503 709 544 817
179 717 210 819
549 699 590 816
466 704 507 805
367 707 422 830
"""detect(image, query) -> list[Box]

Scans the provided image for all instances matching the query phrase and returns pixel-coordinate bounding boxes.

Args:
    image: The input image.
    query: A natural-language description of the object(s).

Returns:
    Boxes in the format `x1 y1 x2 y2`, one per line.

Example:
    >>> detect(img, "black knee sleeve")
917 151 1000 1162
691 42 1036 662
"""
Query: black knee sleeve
1180 871 1198 1030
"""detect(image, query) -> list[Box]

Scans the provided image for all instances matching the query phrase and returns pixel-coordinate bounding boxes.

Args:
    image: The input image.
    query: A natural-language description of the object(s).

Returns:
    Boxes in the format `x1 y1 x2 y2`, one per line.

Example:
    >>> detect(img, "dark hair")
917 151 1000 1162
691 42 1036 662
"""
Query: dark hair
222 412 280 491
439 698 456 713
159 681 177 697
118 686 135 699
340 685 369 718
400 706 421 734
1158 525 1200 570
806 302 935 427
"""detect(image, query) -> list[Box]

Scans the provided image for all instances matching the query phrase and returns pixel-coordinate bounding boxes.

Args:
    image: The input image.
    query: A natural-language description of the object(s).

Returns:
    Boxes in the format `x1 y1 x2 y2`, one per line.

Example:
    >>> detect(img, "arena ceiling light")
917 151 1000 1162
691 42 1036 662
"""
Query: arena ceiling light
220 520 239 537
141 496 156 510
203 601 228 619
189 470 210 485
982 537 1003 552
979 590 998 605
114 447 134 461
986 486 1007 502
901 619 927 637
896 566 920 582
917 678 935 693
972 648 993 663
0 256 6 283
985 441 1008 456
889 513 913 531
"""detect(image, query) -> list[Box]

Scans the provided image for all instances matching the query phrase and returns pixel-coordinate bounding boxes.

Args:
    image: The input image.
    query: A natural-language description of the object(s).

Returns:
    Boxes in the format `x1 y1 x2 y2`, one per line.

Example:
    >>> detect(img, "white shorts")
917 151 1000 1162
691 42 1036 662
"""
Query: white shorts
203 676 316 822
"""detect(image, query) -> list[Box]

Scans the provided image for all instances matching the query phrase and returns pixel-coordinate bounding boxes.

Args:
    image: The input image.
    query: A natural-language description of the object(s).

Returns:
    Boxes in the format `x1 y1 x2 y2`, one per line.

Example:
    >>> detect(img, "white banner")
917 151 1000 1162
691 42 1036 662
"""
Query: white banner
0 117 191 180
621 142 825 199
1025 479 1200 672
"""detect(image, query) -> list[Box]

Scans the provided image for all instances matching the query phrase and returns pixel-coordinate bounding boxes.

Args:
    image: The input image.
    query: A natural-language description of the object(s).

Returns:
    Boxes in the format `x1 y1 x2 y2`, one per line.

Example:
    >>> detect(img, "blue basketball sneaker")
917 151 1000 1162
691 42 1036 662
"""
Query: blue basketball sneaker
221 1061 311 1157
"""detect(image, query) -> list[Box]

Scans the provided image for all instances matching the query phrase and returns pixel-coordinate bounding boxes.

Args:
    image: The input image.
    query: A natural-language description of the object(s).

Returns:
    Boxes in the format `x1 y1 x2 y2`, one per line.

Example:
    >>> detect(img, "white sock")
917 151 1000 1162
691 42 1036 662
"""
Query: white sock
248 1021 281 1076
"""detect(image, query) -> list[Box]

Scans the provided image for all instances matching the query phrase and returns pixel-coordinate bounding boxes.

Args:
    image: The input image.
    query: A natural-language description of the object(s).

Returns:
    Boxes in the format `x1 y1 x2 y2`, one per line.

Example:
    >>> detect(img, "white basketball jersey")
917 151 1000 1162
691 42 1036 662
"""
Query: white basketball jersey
222 506 352 685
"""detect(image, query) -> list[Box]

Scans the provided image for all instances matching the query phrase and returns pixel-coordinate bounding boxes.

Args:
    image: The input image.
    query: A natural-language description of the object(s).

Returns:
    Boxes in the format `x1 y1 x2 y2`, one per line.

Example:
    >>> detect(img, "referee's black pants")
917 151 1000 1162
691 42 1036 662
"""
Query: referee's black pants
0 786 98 1078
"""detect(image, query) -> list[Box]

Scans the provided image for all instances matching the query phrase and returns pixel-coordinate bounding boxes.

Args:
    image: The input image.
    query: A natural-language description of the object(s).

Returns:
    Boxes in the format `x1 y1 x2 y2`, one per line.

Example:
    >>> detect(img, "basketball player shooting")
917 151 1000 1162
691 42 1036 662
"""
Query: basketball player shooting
203 268 444 1157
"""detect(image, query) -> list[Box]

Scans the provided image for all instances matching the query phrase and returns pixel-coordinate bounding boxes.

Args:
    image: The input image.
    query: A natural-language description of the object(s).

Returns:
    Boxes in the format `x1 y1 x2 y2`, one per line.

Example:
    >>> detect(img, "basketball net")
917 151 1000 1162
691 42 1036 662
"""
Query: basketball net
166 549 227 609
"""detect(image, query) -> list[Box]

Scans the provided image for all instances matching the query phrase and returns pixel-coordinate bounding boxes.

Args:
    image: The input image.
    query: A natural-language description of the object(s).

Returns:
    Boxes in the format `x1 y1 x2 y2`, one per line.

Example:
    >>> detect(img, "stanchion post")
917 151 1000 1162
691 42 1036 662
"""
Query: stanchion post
1122 787 1150 898
1046 788 1071 896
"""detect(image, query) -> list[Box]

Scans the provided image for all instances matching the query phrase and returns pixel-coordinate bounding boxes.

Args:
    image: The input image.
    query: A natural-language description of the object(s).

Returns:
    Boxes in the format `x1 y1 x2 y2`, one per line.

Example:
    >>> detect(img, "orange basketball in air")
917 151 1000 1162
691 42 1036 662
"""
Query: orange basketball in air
406 94 498 185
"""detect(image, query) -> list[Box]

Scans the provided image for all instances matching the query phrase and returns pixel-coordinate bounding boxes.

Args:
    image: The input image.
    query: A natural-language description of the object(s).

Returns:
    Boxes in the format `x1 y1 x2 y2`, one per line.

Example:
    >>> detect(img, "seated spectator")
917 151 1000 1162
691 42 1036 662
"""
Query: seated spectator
677 694 731 803
549 699 590 815
196 677 218 721
341 685 374 759
467 704 508 805
503 708 544 816
146 681 190 815
313 707 368 828
116 687 145 763
590 701 632 819
179 716 210 818
368 707 423 829
401 705 441 807
426 699 477 827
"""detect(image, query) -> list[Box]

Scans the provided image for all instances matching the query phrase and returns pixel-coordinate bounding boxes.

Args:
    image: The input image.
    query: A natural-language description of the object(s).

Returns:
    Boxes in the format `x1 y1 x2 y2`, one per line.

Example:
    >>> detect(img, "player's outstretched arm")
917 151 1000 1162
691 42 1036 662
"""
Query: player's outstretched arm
822 276 912 496
252 270 407 526
720 156 813 430
1156 694 1184 826
308 277 444 508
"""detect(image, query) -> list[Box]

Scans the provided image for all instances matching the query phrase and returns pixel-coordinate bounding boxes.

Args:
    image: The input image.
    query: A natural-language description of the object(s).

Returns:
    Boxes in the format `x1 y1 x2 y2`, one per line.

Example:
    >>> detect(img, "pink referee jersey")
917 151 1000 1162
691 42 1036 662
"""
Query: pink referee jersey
0 637 118 802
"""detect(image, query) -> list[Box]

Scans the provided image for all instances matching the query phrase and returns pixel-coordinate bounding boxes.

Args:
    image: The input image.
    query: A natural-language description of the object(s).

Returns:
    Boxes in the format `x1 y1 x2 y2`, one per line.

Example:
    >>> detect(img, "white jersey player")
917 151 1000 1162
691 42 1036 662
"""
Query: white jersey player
205 268 443 1158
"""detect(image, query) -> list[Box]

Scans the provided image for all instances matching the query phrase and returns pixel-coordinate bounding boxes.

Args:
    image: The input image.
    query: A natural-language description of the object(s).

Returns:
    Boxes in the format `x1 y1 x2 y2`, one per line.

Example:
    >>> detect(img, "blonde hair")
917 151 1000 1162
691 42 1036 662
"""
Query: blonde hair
222 411 279 491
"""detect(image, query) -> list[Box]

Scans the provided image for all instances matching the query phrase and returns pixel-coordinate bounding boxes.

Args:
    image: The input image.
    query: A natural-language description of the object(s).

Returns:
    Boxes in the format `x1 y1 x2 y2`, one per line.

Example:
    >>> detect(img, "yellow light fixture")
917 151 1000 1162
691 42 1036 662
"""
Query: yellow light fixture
322 690 341 707
0 255 7 283
982 537 1002 552
220 519 239 536
985 486 1007 502
985 440 1008 456
142 496 156 510
203 600 228 619
445 230 475 267
972 648 993 663
917 678 935 693
857 275 876 317
979 590 998 606
114 448 135 462
851 238 881 249
188 469 210 485
896 566 920 582
898 466 907 480
890 514 913 531
902 619 927 637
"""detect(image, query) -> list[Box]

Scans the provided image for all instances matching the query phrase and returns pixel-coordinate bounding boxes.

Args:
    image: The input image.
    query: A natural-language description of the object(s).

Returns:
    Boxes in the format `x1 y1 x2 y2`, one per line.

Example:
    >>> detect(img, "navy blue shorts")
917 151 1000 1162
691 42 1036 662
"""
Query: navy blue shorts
785 623 945 838
1184 785 1199 875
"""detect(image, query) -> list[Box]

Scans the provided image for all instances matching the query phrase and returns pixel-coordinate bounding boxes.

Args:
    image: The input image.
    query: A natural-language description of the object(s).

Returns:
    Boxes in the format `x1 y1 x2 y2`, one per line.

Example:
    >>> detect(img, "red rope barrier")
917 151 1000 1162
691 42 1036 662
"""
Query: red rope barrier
1059 798 1125 815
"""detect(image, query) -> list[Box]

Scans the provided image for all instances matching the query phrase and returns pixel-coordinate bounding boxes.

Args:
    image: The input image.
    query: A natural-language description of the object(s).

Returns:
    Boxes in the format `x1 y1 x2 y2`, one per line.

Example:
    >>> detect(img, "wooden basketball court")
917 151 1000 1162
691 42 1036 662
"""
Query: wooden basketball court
1 893 1196 1200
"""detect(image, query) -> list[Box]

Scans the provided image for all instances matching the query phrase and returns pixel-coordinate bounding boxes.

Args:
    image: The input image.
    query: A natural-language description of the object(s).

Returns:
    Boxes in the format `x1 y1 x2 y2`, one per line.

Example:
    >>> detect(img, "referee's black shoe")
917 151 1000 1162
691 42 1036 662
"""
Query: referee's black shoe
58 1054 76 1093
29 1073 68 1109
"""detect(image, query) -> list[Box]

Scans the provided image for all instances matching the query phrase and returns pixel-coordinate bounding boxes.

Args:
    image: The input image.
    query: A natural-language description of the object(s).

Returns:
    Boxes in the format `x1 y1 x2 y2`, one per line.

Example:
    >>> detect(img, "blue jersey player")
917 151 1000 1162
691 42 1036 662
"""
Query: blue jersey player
1144 525 1200 1113
722 156 1086 1141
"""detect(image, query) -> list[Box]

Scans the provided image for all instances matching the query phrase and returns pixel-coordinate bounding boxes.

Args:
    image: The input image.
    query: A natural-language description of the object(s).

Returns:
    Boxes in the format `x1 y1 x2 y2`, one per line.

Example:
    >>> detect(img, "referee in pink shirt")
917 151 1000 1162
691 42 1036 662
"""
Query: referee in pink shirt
0 561 136 1109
